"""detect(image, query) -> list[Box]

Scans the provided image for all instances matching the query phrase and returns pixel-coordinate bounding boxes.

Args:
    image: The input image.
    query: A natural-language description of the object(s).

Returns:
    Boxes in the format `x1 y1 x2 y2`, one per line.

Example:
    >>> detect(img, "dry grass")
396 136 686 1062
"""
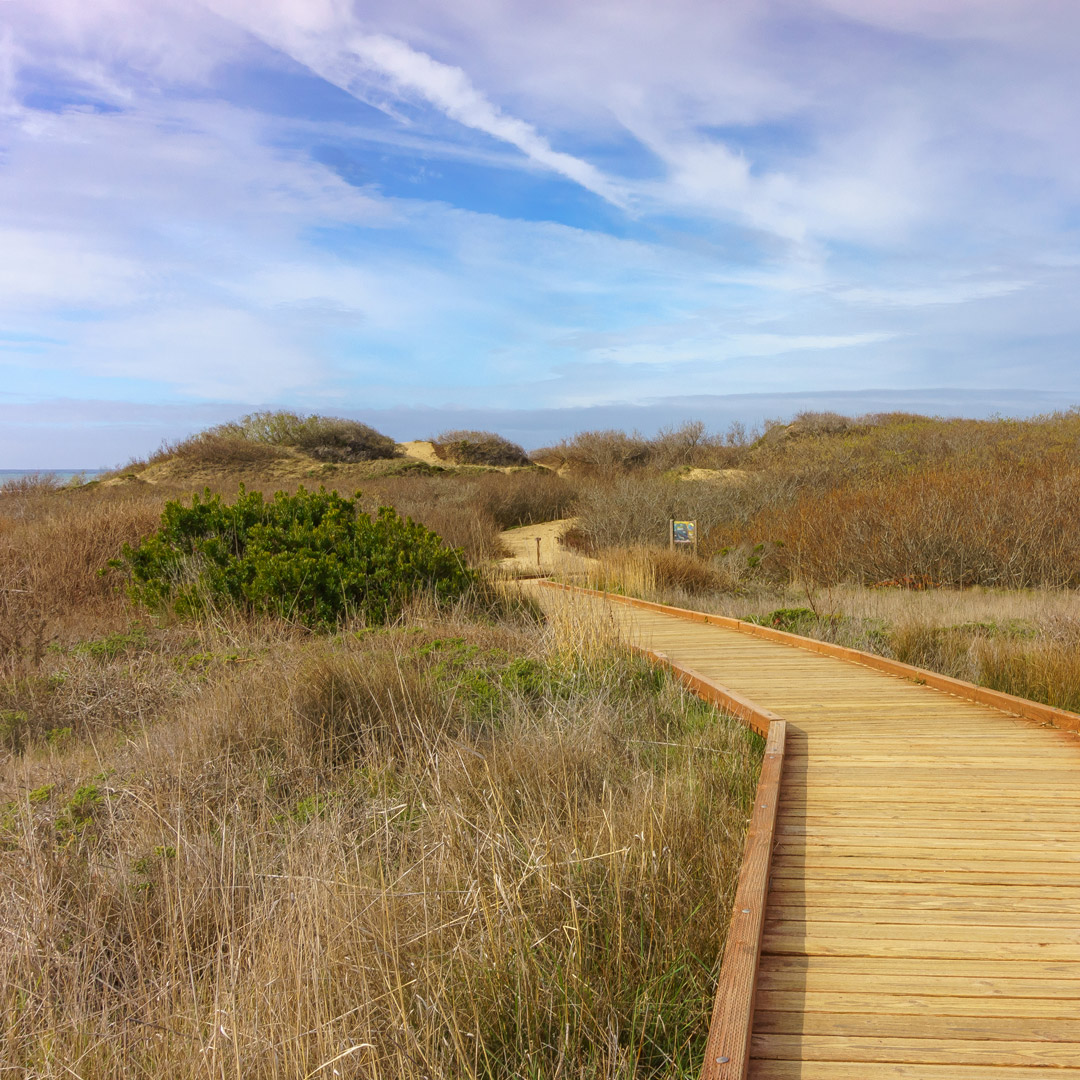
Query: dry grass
584 548 732 602
0 482 762 1079
570 474 764 552
362 470 576 564
142 412 402 468
740 462 1080 589
0 486 169 674
566 410 1080 591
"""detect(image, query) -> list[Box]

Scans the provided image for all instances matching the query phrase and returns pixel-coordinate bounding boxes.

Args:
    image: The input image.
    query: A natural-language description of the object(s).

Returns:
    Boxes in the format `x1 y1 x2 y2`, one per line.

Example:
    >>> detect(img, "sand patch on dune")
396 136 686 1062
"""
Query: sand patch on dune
399 440 443 465
679 467 748 483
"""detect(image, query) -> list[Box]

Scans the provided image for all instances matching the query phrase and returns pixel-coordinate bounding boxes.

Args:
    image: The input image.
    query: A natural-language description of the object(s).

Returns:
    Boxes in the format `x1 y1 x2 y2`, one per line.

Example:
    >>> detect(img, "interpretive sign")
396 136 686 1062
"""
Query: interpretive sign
669 519 697 551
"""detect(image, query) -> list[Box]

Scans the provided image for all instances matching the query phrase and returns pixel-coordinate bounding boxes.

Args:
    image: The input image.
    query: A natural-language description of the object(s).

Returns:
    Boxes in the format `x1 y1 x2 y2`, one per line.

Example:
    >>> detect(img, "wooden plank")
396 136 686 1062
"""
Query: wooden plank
767 878 1080 898
755 989 1080 1018
761 932 1080 961
701 719 786 1080
749 1062 1080 1079
769 856 1080 878
749 1033 1080 1066
762 922 1080 945
540 581 1080 733
755 965 1080 997
754 1009 1080 1040
763 906 1080 926
773 841 1080 858
636 645 781 738
775 823 1080 838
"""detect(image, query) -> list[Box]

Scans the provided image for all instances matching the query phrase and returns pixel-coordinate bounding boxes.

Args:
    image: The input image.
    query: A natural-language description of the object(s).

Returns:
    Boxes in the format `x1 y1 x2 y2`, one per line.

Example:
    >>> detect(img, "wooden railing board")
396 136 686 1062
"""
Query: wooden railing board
631 645 782 738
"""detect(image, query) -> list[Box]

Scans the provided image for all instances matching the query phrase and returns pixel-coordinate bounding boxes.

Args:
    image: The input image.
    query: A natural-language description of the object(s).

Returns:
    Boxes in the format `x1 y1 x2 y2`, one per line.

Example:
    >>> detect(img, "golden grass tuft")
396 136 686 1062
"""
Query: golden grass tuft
583 547 735 604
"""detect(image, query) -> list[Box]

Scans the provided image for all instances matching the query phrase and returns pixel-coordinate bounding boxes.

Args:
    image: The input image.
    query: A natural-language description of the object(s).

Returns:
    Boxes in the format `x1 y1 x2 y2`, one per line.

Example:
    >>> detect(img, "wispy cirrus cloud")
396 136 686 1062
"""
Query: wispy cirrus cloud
343 34 629 208
205 1 629 206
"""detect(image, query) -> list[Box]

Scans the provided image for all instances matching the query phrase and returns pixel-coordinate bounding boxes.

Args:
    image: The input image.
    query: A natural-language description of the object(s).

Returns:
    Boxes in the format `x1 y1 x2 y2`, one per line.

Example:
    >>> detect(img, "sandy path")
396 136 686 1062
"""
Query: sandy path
498 518 596 578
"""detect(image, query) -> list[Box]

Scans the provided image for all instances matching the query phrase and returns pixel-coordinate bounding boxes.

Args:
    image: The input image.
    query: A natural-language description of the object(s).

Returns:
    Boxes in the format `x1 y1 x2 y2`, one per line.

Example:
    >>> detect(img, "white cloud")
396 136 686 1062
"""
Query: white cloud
76 307 323 399
837 280 1031 308
590 330 896 366
816 0 1080 50
0 96 388 313
0 227 142 308
3 0 1080 453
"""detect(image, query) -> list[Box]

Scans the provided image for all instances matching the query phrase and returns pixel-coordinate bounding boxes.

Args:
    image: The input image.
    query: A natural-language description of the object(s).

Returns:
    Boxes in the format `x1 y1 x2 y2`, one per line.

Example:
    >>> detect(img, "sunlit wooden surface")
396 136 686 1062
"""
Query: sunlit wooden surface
527 583 1080 1078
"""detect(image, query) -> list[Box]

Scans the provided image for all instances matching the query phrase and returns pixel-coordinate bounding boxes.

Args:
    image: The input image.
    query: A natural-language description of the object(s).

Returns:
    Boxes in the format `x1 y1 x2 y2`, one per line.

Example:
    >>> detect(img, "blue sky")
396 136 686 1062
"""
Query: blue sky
2 0 1080 466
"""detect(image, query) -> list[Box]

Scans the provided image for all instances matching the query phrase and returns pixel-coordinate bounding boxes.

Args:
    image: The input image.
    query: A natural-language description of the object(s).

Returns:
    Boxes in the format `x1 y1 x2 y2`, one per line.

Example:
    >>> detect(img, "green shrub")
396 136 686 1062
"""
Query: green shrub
431 429 530 467
162 433 286 466
0 710 29 754
746 607 820 634
115 486 476 628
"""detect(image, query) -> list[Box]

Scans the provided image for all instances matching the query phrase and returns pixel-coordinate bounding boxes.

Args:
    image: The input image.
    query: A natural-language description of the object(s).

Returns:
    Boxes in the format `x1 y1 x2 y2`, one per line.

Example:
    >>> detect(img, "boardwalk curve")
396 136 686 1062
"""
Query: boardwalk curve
526 581 1080 1079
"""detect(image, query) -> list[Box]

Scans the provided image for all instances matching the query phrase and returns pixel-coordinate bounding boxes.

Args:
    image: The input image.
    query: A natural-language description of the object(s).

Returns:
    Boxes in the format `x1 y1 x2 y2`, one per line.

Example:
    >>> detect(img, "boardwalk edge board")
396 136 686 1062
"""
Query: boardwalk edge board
699 718 786 1080
629 644 781 738
537 580 1080 736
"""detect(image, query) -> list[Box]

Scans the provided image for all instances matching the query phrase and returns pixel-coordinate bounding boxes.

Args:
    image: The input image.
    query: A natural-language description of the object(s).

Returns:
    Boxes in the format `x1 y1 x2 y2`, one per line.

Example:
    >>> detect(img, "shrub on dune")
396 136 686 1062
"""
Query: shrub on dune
431 429 531 467
114 486 475 627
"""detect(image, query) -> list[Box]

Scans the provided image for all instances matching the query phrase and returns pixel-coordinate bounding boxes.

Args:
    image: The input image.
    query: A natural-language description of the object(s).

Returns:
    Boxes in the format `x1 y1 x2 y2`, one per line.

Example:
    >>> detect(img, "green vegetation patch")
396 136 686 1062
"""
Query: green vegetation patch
744 607 823 634
114 486 476 628
71 625 150 662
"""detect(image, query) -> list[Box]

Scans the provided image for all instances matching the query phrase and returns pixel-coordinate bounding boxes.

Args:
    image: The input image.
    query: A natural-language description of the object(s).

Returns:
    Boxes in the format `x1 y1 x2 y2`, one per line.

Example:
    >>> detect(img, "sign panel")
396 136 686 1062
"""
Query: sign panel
672 520 696 545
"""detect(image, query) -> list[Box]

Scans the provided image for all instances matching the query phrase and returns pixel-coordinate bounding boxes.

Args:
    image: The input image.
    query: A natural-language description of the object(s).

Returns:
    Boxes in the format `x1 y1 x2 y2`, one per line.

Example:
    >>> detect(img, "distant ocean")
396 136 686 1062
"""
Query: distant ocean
0 469 107 485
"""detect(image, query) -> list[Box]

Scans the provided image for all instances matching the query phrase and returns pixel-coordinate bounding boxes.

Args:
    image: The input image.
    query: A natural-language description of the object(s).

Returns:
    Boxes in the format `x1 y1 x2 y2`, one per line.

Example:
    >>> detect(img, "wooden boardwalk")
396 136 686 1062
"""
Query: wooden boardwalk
529 583 1080 1079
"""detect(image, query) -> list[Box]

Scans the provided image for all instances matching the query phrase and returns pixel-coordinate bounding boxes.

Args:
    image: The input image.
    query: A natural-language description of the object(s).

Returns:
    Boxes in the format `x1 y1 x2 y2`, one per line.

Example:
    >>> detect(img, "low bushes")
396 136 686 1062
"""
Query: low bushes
115 486 475 627
536 421 749 474
572 473 762 551
156 411 401 466
0 472 67 496
0 486 166 675
361 469 576 563
733 462 1080 589
291 416 400 463
470 468 575 528
431 429 530 466
586 546 729 599
157 431 287 466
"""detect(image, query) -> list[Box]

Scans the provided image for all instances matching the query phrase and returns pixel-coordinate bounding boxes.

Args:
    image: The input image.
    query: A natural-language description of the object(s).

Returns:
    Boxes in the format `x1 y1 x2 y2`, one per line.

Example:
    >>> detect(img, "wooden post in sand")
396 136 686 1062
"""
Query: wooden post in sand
535 536 542 569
